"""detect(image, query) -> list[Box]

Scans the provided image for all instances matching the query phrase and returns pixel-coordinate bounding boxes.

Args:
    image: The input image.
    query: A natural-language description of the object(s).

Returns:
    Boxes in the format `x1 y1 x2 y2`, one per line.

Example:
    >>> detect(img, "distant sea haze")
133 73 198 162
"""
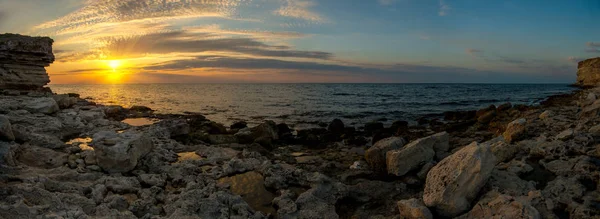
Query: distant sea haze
49 83 575 129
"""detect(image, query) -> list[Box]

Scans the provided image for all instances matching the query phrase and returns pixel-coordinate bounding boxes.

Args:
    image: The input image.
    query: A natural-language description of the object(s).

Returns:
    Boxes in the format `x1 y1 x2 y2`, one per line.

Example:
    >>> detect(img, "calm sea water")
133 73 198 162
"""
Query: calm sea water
49 84 575 128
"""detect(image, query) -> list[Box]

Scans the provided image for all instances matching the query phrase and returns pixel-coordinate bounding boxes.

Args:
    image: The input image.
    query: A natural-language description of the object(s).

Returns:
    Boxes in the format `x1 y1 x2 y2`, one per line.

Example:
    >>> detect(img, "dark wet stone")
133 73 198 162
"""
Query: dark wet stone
230 121 248 130
328 119 345 134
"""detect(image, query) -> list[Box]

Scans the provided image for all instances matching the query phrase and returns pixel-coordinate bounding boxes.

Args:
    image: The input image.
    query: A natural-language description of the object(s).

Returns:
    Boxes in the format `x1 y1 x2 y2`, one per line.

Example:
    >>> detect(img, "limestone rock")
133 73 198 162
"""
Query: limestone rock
52 94 78 109
0 34 54 90
92 130 153 173
456 191 540 219
576 57 600 87
0 115 15 141
539 110 553 120
556 128 574 141
16 145 68 168
397 198 433 219
503 118 526 143
386 134 439 176
365 137 406 172
423 141 496 217
23 97 59 114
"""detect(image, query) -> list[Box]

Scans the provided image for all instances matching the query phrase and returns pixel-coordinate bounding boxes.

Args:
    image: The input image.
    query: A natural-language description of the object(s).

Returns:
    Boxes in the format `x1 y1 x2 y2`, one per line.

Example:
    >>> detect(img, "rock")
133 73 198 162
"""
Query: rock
235 121 279 145
0 34 54 90
0 115 15 141
487 169 536 196
456 191 540 219
497 102 512 111
477 110 496 124
0 141 17 166
539 110 553 120
230 121 248 130
576 57 600 87
327 119 345 134
476 105 496 117
386 134 440 176
365 137 406 172
52 94 78 109
489 138 518 163
417 162 436 180
503 118 526 143
23 97 59 114
589 124 600 137
386 132 449 176
556 128 574 141
397 198 433 219
138 174 167 187
92 130 153 173
349 160 367 170
423 141 496 217
129 105 153 112
16 145 68 168
364 121 384 133
208 134 238 145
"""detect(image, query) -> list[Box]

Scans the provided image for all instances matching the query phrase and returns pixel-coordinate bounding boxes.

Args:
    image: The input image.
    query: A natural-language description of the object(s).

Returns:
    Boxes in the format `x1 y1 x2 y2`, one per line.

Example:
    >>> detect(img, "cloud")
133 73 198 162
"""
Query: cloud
147 55 358 71
33 0 244 33
465 48 484 57
586 42 600 53
439 0 451 16
567 56 584 64
97 30 332 60
378 0 396 6
275 0 326 22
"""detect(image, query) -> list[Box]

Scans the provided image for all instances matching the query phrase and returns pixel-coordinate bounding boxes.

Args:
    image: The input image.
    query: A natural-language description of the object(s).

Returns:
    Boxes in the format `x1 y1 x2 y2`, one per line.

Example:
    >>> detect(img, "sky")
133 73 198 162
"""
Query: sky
1 0 599 84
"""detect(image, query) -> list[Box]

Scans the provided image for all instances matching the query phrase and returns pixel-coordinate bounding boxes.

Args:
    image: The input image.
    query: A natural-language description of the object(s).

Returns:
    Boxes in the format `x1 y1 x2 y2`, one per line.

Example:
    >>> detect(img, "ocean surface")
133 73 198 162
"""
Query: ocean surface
49 84 575 128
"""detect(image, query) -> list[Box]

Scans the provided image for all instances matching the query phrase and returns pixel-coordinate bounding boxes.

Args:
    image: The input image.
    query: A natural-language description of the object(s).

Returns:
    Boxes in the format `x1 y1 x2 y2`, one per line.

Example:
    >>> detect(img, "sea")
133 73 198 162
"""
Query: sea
49 84 575 129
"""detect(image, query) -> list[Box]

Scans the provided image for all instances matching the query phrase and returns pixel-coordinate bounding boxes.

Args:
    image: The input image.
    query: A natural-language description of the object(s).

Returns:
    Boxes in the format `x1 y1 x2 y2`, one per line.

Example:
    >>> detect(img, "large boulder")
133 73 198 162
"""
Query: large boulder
503 118 526 143
23 97 59 114
365 137 407 172
576 57 600 87
386 132 449 176
0 115 15 141
92 130 153 173
0 34 54 90
423 141 496 217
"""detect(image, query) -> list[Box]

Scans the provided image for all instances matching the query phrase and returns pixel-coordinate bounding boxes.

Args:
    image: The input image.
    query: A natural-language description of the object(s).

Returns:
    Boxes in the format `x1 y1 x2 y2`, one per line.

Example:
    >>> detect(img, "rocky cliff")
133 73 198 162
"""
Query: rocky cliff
576 57 600 87
0 33 54 90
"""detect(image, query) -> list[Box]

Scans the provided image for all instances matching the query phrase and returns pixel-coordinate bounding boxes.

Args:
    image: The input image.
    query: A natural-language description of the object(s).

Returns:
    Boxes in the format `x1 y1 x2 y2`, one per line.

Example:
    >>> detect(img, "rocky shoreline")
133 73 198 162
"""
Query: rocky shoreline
2 34 600 219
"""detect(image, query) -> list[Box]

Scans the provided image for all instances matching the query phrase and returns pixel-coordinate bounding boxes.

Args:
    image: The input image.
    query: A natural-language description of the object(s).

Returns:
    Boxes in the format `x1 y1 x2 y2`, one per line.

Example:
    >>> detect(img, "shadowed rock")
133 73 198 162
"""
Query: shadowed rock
0 33 54 90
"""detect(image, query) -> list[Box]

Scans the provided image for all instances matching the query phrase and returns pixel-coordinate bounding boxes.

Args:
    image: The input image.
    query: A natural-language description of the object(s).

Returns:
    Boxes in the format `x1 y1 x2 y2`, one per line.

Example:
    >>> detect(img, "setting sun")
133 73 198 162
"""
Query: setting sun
108 60 121 70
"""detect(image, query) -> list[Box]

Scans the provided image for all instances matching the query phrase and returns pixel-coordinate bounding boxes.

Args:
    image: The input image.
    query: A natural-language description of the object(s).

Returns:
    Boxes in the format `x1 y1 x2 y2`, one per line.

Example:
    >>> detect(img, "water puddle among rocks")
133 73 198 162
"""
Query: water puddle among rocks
522 159 556 189
175 152 202 163
66 137 94 151
122 118 160 126
217 171 276 215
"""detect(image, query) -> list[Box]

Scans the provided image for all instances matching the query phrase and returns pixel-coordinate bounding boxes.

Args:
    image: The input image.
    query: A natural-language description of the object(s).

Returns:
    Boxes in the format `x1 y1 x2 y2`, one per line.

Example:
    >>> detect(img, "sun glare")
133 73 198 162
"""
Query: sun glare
108 60 121 70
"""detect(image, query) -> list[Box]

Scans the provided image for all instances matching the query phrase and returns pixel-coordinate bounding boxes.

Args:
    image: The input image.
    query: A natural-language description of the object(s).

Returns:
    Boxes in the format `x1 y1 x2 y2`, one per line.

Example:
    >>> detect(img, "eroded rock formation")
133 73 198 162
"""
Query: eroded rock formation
0 33 54 90
576 57 600 87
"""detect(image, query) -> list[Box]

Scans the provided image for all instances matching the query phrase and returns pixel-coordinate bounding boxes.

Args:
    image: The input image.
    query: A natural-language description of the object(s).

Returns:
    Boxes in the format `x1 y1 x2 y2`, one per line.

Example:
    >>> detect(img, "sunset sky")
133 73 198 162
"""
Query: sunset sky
1 0 599 83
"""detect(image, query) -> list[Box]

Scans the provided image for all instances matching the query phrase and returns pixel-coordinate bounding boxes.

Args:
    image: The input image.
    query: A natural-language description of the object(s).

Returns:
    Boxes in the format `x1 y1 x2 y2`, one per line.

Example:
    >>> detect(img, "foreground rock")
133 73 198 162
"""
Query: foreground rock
365 137 406 172
386 132 448 176
576 57 600 87
423 141 496 217
92 131 153 173
397 198 433 219
0 34 54 90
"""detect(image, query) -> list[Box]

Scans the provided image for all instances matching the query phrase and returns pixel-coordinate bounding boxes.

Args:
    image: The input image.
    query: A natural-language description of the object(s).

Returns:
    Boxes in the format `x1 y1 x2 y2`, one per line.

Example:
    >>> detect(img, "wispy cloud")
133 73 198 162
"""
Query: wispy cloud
586 41 600 53
567 56 583 63
465 48 484 57
33 0 245 34
275 0 326 23
439 0 451 16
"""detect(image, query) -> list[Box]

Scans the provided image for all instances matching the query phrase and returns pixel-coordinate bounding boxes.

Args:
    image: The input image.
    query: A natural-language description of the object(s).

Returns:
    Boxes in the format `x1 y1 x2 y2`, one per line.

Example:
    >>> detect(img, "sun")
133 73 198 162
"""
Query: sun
108 60 121 70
